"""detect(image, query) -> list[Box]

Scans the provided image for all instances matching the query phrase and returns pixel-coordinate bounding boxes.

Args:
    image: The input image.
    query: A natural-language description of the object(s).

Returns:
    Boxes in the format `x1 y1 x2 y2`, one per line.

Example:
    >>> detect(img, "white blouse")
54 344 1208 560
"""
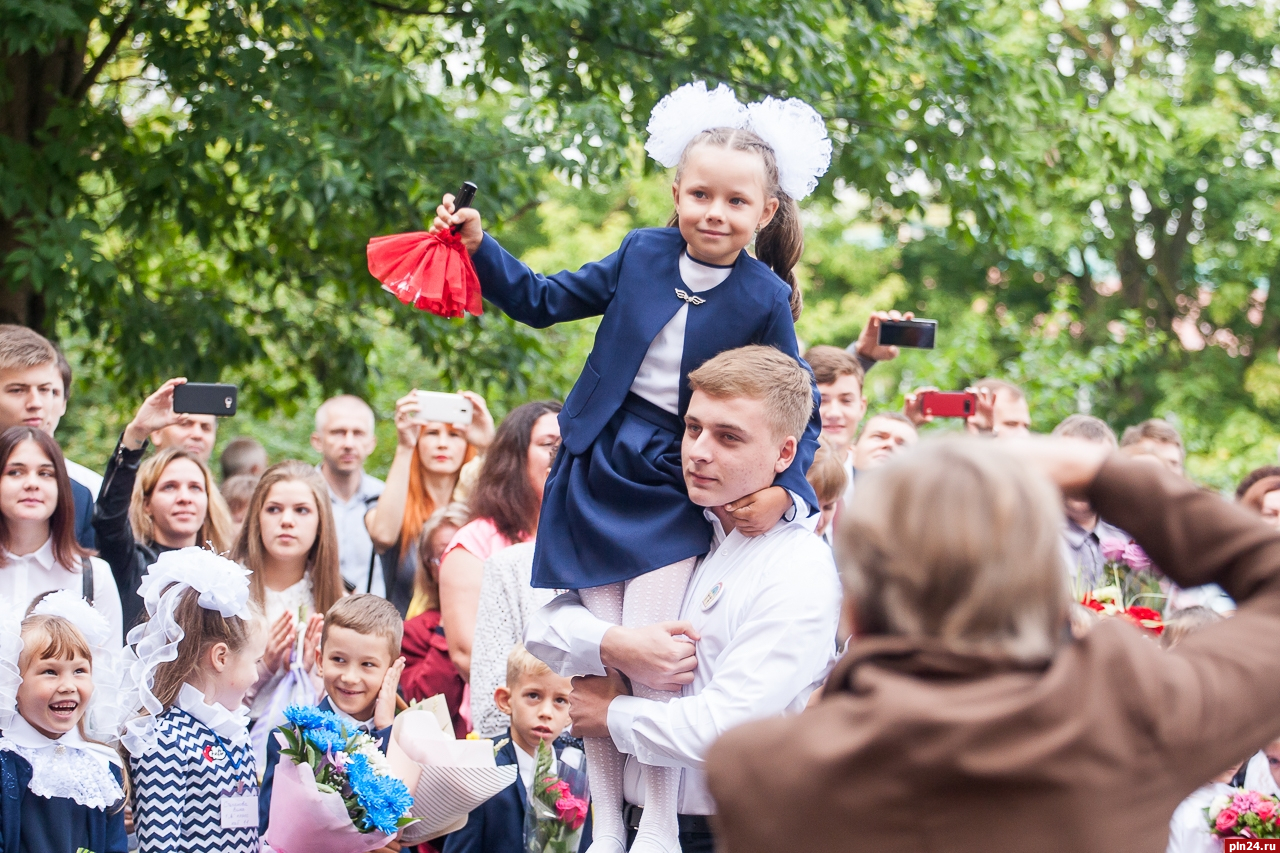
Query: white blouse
0 538 122 646
629 252 735 414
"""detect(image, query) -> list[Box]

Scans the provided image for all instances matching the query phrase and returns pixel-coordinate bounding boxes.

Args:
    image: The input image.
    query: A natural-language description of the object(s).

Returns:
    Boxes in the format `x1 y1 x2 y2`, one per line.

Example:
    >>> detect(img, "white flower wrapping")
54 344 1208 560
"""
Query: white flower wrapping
643 81 832 200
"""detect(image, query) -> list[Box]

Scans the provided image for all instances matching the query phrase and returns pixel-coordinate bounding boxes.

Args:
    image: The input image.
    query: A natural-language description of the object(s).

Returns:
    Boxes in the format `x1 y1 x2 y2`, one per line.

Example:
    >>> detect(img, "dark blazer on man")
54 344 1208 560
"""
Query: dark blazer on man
442 732 592 853
708 455 1280 853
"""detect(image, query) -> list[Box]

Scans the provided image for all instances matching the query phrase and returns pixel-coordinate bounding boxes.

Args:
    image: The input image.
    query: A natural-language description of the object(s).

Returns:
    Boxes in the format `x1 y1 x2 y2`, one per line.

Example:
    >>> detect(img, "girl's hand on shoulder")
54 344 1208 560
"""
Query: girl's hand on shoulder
431 193 483 255
264 611 297 675
373 656 406 730
459 391 495 450
392 392 423 451
725 485 793 537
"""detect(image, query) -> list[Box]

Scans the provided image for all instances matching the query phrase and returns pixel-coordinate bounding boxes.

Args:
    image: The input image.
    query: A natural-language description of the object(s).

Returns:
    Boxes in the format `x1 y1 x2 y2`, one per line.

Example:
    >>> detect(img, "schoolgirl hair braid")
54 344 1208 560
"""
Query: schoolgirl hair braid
668 127 805 320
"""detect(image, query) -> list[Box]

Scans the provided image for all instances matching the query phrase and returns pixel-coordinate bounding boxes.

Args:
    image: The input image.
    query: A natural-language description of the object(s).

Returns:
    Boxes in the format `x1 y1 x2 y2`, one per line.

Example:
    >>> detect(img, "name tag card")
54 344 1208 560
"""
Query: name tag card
221 794 258 828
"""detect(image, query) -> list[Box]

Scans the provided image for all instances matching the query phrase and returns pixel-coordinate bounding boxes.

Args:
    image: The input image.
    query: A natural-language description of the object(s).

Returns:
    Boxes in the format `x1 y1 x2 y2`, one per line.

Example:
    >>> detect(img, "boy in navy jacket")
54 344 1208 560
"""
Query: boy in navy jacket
258 594 405 834
444 645 592 853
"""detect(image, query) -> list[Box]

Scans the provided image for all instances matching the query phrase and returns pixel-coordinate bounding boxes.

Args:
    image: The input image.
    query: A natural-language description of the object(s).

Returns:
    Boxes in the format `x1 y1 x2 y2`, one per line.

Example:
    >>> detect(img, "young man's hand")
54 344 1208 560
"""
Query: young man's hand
724 485 793 536
431 193 483 254
854 310 915 364
373 656 406 730
569 669 631 739
599 622 699 692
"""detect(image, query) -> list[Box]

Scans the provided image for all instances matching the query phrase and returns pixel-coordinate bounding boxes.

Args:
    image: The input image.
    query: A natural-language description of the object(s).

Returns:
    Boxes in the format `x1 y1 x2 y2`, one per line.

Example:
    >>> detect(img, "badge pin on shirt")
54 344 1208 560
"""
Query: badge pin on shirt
204 743 227 763
702 581 725 611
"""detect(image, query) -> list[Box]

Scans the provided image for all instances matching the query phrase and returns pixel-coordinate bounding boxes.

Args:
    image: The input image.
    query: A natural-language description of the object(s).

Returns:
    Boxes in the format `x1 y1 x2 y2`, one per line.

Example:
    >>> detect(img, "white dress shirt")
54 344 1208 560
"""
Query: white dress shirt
0 537 122 645
524 511 842 814
629 252 734 414
320 468 386 597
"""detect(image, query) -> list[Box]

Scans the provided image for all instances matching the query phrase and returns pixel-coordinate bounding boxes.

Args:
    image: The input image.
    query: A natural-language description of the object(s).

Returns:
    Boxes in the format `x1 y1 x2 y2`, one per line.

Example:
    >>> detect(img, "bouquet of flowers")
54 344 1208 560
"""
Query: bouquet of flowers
265 705 416 853
1207 789 1280 839
523 738 590 853
1079 538 1166 635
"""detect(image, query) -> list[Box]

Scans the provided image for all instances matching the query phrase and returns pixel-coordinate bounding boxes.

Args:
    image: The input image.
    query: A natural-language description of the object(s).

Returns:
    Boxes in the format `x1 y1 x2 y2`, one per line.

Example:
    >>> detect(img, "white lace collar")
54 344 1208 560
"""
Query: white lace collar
176 683 251 748
0 715 123 808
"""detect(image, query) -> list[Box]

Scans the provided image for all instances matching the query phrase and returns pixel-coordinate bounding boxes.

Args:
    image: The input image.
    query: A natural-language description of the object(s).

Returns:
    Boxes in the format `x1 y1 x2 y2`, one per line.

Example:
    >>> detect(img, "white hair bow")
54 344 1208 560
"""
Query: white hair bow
122 548 252 755
644 81 833 200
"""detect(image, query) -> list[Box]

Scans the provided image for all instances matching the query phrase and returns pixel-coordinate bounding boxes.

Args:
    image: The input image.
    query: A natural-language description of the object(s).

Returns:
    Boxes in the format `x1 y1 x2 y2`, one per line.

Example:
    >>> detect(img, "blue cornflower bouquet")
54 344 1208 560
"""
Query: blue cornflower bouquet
265 705 417 853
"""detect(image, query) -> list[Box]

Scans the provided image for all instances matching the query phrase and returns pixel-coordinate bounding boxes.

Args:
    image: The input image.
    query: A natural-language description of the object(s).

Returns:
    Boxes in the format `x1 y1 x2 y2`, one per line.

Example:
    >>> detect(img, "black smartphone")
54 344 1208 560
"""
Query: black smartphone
172 383 238 416
878 318 937 349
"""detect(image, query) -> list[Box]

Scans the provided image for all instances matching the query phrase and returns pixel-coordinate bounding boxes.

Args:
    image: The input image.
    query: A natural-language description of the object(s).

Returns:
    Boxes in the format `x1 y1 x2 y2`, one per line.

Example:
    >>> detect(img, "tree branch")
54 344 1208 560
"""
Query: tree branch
72 6 139 102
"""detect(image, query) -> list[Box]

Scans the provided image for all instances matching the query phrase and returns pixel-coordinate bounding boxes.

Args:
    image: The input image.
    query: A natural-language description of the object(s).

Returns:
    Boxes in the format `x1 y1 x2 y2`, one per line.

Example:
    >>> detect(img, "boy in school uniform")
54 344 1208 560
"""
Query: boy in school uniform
443 645 593 853
258 594 407 834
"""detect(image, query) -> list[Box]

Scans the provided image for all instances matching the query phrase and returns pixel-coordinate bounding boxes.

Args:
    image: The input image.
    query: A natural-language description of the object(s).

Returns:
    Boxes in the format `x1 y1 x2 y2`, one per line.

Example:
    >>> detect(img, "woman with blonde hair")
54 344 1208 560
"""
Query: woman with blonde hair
232 461 344 723
95 441 232 633
708 437 1280 852
365 389 494 615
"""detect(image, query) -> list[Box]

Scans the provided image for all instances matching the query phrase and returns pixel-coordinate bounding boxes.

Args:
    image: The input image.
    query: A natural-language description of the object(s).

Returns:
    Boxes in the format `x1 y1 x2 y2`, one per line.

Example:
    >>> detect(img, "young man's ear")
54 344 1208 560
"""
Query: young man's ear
207 641 231 674
774 436 799 473
494 685 513 716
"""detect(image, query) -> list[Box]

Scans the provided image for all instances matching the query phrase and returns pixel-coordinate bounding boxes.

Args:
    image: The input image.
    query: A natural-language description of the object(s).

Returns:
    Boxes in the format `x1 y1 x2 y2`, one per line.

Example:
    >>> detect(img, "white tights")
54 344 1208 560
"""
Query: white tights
580 558 696 853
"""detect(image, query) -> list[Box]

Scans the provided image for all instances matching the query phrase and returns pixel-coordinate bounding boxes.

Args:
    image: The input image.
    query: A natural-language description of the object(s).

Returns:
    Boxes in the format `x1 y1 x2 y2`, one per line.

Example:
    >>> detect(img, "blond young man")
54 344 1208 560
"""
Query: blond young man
0 325 96 548
527 344 841 853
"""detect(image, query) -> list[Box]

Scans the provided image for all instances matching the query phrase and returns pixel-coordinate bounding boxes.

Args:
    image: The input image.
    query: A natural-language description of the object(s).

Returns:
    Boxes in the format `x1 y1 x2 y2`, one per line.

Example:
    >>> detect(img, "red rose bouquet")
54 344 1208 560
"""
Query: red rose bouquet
1207 789 1280 839
523 738 590 853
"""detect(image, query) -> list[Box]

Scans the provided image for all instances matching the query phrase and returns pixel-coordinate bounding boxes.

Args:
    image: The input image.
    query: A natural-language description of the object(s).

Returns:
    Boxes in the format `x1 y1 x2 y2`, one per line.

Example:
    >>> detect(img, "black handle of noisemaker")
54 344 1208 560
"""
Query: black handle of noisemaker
450 181 478 234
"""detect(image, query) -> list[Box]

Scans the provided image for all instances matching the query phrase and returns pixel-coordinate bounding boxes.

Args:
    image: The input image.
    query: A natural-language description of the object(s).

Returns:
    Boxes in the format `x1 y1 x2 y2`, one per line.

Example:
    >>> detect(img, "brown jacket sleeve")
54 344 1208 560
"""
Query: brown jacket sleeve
1089 454 1280 777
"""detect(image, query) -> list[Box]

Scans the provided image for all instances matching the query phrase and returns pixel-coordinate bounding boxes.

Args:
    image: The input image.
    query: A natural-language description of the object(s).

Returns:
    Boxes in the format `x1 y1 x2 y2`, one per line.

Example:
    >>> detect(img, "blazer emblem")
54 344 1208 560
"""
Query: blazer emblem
675 288 706 306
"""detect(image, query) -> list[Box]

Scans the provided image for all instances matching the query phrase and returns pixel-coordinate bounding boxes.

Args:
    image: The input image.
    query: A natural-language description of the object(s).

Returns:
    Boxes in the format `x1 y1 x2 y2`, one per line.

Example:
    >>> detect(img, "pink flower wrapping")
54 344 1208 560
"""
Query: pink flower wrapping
265 755 396 853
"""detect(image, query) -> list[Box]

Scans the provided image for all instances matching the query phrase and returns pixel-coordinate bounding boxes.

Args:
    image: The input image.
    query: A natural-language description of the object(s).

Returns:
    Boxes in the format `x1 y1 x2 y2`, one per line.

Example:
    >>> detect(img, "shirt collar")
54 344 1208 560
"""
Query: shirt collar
326 698 374 733
177 683 251 746
1062 518 1095 550
318 465 381 506
701 508 799 548
5 537 57 571
3 712 121 768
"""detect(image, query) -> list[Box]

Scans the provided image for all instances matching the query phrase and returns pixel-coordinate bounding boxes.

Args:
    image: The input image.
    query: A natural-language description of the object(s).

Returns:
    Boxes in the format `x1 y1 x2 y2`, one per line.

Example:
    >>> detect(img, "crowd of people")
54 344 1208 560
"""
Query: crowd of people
2 77 1279 853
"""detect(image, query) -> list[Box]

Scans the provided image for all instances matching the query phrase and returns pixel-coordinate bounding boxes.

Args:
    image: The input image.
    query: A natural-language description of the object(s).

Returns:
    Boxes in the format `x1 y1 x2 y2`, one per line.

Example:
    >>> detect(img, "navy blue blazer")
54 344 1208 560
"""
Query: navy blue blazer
0 750 126 853
472 227 821 510
442 732 592 853
71 479 95 551
257 697 393 835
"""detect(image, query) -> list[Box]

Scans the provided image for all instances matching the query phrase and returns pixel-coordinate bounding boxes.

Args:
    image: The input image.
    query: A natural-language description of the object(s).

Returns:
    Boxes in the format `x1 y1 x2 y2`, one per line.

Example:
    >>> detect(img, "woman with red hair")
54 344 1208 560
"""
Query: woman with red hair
365 389 494 616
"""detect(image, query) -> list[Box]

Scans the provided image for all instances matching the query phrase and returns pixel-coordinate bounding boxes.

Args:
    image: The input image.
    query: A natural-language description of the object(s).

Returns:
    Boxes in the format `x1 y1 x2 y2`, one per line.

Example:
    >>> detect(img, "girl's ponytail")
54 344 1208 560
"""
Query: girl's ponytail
755 193 804 321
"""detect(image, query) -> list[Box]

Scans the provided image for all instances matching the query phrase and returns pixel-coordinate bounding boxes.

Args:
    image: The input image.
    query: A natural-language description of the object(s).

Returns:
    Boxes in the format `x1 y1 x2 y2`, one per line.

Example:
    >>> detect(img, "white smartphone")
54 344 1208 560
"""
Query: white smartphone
414 390 473 426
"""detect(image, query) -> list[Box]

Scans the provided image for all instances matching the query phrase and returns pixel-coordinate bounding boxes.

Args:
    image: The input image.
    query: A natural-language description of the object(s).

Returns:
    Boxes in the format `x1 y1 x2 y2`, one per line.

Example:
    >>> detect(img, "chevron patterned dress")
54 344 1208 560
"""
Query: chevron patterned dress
130 707 260 853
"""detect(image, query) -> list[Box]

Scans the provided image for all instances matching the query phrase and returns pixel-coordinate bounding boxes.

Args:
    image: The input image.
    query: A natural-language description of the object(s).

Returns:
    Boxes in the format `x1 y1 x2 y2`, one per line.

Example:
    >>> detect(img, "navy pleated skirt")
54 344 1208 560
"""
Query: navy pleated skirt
531 393 713 589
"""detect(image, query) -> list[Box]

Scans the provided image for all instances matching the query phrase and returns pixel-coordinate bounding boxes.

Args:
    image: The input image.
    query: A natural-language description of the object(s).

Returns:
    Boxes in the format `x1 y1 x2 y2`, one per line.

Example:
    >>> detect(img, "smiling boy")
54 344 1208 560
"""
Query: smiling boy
257 594 405 835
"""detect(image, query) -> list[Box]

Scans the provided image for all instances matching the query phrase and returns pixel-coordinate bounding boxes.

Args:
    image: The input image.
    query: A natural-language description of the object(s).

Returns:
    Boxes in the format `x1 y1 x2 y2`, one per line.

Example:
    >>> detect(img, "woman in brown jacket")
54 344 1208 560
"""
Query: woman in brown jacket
707 438 1280 853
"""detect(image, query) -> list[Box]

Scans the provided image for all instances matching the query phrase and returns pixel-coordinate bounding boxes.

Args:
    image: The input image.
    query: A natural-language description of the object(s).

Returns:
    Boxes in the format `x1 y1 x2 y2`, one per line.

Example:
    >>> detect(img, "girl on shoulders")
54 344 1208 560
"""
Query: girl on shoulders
121 548 265 853
432 82 832 853
0 601 128 853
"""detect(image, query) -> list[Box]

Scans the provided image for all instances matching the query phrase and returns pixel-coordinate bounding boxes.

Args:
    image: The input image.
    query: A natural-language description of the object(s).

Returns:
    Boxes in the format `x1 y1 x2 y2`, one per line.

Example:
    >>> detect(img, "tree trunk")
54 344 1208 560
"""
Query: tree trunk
0 38 87 332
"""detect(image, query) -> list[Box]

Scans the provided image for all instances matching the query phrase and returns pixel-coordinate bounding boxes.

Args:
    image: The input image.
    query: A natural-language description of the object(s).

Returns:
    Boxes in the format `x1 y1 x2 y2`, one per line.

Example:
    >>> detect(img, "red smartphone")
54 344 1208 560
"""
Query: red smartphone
919 390 977 418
